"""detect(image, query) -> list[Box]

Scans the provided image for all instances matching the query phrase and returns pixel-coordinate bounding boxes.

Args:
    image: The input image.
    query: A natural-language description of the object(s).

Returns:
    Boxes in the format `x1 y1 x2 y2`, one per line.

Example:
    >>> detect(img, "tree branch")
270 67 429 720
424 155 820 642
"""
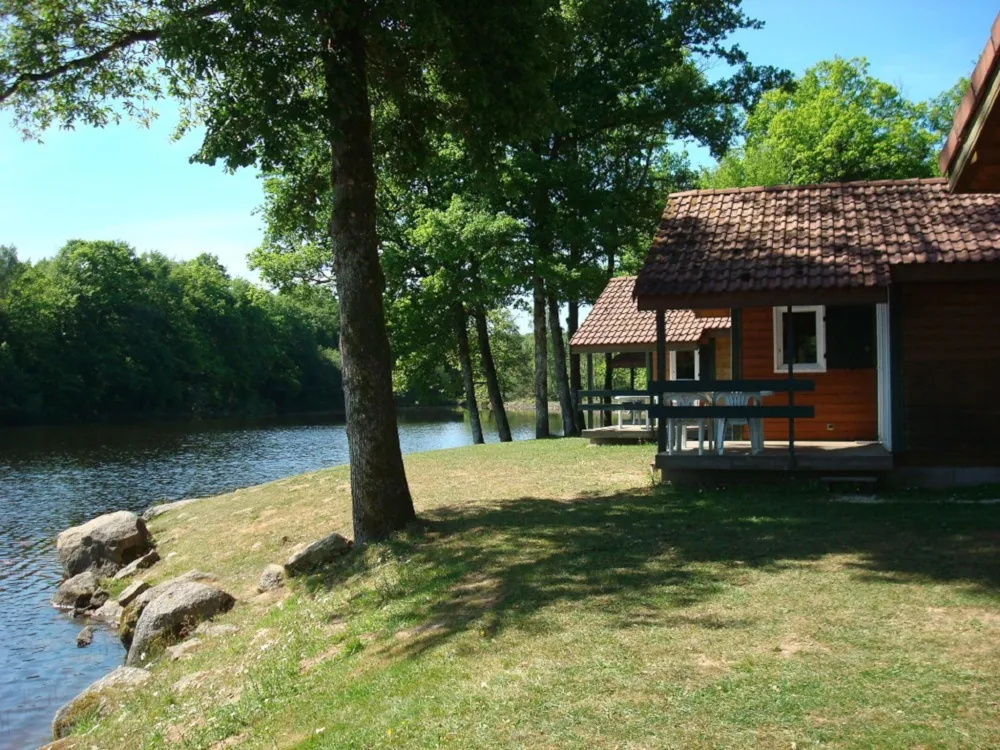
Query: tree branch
0 3 223 104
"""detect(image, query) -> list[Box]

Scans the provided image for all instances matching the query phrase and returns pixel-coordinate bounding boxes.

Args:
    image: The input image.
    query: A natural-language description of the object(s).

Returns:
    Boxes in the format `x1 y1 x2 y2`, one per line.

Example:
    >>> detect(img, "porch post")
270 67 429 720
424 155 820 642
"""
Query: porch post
630 367 635 390
785 304 796 469
656 310 667 453
586 353 594 430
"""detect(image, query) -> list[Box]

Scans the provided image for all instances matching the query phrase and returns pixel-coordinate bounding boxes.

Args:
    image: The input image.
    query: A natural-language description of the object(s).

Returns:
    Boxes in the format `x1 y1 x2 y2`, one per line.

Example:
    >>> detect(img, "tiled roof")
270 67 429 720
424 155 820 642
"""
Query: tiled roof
569 276 729 350
635 178 1000 300
939 11 1000 177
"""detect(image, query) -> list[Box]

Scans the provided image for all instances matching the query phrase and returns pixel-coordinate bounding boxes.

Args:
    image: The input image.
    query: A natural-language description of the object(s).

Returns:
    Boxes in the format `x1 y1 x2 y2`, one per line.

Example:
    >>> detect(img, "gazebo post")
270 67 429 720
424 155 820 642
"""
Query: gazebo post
586 353 594 430
656 310 667 453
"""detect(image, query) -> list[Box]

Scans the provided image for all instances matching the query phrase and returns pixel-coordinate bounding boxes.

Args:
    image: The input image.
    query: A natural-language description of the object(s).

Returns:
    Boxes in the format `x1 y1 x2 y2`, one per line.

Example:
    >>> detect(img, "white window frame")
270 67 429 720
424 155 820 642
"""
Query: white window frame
773 305 827 373
669 348 701 380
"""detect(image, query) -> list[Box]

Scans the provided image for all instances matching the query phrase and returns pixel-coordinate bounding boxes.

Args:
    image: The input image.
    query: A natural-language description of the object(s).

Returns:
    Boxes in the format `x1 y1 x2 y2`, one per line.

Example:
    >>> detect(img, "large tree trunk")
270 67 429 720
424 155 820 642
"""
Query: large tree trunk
532 273 549 438
567 239 584 433
548 294 576 436
323 16 414 546
473 309 512 442
455 303 484 445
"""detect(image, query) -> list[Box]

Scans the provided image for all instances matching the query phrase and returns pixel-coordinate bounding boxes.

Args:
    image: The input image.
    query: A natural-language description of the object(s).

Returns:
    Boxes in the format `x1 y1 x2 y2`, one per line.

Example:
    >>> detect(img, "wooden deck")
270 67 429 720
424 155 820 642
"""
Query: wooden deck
582 426 655 444
655 440 893 472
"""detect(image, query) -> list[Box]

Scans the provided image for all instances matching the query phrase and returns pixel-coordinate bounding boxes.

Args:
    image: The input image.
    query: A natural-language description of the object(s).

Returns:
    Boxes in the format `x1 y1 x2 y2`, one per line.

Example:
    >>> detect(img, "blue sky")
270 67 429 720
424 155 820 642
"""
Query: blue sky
1 0 996 284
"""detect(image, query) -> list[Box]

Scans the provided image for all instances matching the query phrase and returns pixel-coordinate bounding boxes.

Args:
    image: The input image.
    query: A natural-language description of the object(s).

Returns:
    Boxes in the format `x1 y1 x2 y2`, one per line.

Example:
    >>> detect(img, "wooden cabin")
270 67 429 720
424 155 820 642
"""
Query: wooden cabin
621 177 1000 485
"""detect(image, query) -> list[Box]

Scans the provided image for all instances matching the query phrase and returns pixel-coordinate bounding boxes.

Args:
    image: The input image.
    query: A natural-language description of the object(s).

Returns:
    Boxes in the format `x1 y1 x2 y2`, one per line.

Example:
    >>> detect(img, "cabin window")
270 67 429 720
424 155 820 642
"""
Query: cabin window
670 349 700 380
773 306 826 373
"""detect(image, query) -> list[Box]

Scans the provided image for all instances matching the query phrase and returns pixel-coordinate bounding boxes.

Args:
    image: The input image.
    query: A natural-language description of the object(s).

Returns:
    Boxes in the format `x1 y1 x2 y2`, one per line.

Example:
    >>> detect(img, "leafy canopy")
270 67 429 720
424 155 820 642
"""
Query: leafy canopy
701 57 966 188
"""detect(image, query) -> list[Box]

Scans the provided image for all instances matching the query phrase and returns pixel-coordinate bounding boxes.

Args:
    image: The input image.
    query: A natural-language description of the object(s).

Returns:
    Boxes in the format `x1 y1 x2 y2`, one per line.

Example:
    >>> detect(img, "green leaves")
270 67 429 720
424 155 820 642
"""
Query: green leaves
701 57 965 188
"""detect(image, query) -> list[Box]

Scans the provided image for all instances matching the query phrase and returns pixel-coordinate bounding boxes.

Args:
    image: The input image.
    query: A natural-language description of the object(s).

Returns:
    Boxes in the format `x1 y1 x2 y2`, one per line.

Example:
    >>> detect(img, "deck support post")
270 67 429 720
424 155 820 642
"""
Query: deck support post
785 305 796 469
585 353 594 430
656 310 667 454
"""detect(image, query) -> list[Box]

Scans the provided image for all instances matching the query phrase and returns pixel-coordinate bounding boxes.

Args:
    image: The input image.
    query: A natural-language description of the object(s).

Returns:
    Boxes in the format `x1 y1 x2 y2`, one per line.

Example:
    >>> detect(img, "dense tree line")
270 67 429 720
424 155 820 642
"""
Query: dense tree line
0 241 342 425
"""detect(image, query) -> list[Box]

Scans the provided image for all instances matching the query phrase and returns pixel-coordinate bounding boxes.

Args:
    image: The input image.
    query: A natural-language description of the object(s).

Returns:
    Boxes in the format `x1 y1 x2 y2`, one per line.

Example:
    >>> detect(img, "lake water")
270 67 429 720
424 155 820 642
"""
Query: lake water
0 409 558 749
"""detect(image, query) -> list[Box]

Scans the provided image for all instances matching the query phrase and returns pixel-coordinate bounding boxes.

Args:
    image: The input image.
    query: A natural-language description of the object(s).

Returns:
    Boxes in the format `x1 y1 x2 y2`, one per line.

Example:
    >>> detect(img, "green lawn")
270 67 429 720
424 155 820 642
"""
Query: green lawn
71 439 1000 749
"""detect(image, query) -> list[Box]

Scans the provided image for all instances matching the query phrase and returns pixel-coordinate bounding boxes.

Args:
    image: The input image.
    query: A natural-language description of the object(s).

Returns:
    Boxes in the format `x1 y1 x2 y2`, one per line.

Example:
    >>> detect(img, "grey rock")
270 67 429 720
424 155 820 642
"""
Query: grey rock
142 497 201 520
112 549 160 580
284 533 353 575
51 666 150 740
76 626 94 648
51 571 101 611
257 563 286 592
118 579 149 607
195 622 240 638
92 599 123 626
125 581 235 666
166 637 202 661
56 511 154 578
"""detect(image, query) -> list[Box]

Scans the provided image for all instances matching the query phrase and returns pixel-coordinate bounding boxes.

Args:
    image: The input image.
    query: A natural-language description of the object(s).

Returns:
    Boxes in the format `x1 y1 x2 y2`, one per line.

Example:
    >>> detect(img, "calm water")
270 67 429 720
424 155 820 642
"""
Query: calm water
0 409 558 748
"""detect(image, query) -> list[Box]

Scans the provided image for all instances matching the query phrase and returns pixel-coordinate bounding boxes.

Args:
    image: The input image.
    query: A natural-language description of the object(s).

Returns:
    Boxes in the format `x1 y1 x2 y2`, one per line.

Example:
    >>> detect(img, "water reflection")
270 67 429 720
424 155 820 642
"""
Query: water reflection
0 409 560 748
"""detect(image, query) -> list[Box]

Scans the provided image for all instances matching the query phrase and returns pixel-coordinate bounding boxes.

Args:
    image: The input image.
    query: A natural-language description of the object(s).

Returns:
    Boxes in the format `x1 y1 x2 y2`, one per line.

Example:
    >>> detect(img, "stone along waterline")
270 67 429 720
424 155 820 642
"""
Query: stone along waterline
0 410 559 749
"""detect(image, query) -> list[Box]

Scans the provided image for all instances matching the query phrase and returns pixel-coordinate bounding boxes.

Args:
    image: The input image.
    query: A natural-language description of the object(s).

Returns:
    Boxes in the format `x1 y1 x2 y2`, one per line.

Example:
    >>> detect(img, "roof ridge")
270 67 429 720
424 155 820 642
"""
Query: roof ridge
669 177 948 199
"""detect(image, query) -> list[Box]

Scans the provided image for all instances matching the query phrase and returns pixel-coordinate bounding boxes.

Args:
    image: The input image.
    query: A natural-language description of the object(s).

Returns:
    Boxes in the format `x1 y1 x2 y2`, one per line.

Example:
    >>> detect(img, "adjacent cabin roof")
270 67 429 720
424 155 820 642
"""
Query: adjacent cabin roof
569 276 729 353
939 11 1000 193
635 178 1000 309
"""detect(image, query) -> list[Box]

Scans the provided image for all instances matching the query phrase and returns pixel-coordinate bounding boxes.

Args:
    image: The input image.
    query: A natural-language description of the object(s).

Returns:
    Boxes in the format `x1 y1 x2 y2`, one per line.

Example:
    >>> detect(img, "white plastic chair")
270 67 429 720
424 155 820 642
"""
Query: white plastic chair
667 393 708 455
714 391 764 455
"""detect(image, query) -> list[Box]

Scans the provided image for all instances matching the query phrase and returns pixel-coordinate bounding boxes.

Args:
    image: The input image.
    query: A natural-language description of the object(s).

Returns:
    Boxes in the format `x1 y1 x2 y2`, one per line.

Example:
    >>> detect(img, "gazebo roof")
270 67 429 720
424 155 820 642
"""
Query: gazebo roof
569 276 729 353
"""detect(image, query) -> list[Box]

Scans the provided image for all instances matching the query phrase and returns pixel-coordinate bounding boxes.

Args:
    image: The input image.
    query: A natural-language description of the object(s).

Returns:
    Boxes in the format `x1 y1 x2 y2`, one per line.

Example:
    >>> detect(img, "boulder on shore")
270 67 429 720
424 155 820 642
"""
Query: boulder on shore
112 549 160 580
125 581 235 666
284 533 353 575
118 579 149 608
51 666 150 740
76 626 93 648
92 599 123 627
56 511 154 578
51 571 104 611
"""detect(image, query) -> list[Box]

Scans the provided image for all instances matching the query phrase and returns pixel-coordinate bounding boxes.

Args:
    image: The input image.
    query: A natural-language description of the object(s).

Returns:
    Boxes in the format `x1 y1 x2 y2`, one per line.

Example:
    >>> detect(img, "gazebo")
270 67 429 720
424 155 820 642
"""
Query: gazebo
569 276 731 442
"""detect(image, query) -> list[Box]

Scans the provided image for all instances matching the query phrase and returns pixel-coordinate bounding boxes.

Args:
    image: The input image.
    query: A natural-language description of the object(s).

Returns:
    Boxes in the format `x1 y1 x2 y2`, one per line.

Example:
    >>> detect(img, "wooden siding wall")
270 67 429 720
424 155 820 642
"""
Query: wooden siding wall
715 334 732 379
899 280 1000 466
741 307 877 441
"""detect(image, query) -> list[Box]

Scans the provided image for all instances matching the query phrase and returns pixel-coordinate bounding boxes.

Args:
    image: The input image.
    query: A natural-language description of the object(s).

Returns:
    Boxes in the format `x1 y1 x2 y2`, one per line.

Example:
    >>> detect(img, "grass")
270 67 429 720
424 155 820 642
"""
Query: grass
65 439 1000 749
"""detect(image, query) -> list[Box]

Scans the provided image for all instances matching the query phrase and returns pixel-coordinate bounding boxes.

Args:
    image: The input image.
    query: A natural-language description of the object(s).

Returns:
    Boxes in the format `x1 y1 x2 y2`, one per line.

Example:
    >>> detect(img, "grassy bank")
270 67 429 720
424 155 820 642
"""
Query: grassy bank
69 440 1000 748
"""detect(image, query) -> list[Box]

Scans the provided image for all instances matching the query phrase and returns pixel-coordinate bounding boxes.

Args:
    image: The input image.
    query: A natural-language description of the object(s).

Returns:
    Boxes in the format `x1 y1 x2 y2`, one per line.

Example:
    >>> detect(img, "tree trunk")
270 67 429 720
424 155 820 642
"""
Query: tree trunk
455 303 484 445
473 309 513 442
533 273 549 438
548 294 576 436
323 16 414 546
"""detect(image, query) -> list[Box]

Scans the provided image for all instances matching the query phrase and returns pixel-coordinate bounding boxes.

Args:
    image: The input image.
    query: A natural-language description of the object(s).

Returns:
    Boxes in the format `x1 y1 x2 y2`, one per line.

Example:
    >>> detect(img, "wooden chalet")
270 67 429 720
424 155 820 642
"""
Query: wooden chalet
577 177 1000 485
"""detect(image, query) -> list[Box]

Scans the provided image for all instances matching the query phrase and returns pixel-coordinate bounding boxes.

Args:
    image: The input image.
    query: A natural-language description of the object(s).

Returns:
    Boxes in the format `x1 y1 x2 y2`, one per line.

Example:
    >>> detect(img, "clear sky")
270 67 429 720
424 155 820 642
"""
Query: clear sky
1 0 996 285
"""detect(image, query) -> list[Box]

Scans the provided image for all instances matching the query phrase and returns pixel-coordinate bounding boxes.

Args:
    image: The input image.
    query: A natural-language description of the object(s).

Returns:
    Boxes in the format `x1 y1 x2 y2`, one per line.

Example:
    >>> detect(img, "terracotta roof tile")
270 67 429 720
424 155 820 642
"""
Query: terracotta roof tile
635 179 1000 300
569 276 729 350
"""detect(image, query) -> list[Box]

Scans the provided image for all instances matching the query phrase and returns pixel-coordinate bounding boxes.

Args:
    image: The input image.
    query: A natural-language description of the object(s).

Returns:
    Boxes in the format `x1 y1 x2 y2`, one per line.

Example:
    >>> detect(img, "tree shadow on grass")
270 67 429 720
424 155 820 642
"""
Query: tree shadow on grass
305 484 1000 658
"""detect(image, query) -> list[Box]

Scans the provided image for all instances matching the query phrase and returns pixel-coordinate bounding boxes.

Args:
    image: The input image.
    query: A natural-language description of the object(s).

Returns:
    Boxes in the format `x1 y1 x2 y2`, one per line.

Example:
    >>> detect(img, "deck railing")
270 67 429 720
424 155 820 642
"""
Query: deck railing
577 379 815 463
